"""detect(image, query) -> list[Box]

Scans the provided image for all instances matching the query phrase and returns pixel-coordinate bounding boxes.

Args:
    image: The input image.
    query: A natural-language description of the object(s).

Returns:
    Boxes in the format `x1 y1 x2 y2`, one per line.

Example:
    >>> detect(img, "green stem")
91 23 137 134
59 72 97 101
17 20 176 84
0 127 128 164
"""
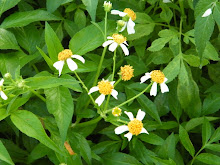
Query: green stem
114 78 121 87
117 119 128 124
112 50 117 81
106 82 153 113
74 71 96 106
104 11 108 39
190 145 206 165
30 89 46 102
179 17 183 54
71 116 102 128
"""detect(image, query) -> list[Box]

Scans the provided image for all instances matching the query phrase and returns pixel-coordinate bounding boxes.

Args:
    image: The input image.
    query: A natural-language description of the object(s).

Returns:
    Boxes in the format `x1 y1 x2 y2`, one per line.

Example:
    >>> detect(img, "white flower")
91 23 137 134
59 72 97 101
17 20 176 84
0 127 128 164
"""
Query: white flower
53 49 85 76
114 109 149 141
102 34 129 56
88 79 118 106
202 8 212 17
111 8 136 34
0 79 8 100
140 70 169 96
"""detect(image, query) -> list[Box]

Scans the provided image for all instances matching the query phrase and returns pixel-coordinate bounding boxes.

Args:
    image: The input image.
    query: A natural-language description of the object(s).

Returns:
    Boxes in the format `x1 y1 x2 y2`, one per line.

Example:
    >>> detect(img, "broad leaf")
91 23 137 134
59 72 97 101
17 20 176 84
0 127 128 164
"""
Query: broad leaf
0 0 20 17
81 0 98 22
196 153 220 165
0 28 19 50
202 118 212 145
0 140 14 165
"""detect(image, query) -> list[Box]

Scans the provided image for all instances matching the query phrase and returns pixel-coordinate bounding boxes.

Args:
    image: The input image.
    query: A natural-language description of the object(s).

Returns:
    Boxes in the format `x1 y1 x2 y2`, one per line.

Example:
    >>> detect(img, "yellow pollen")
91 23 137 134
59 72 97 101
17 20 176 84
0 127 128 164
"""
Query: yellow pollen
98 80 113 95
112 107 122 117
120 65 134 81
151 70 165 84
58 49 73 61
112 34 127 44
123 8 136 21
127 119 143 135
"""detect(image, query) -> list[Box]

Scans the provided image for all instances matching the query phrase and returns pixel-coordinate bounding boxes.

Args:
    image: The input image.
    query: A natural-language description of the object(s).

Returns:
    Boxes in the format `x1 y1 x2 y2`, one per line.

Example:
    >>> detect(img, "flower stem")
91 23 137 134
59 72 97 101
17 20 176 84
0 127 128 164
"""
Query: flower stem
104 11 108 39
112 50 117 81
30 89 46 102
114 78 121 87
74 71 96 106
106 82 153 113
190 145 206 165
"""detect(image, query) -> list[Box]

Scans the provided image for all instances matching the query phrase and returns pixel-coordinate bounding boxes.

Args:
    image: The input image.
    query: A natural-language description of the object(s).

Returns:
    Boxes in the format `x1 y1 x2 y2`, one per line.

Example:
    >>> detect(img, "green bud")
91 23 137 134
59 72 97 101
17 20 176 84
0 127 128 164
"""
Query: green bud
4 73 11 79
103 1 112 12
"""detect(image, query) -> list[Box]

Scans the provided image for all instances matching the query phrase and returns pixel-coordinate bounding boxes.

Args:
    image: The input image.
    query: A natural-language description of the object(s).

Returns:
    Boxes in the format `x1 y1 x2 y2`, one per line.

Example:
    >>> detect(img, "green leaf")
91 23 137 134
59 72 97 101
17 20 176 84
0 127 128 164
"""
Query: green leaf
0 0 20 17
102 152 142 165
163 54 181 83
0 109 9 121
135 13 153 24
202 118 212 145
213 2 220 26
36 47 54 70
179 125 195 157
202 93 220 115
45 86 74 143
74 9 86 29
148 37 171 52
1 10 61 29
10 110 62 154
196 153 220 165
209 127 220 144
194 0 216 18
0 140 14 165
0 28 19 50
46 0 66 13
183 54 209 67
81 0 98 22
203 42 220 61
195 13 215 59
160 3 173 23
147 48 173 65
92 141 120 155
139 133 164 146
45 22 64 62
206 144 220 152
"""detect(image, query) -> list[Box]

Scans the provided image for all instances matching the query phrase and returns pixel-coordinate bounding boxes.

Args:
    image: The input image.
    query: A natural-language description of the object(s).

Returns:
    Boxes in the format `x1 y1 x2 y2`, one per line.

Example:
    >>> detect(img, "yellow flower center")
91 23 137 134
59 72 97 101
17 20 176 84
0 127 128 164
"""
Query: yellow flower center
112 107 122 117
98 80 113 95
128 119 143 135
123 8 136 21
120 65 134 81
0 87 2 91
58 49 72 61
112 34 127 44
150 70 165 84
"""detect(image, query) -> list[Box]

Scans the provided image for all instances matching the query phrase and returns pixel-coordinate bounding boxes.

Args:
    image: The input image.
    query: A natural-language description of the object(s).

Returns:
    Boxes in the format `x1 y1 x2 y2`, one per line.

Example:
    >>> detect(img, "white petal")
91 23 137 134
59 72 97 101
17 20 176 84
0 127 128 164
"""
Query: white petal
53 61 64 76
136 109 145 121
102 40 114 47
109 42 118 52
66 58 78 71
114 125 129 134
107 36 113 39
119 23 127 32
88 86 99 94
160 83 169 93
0 91 8 100
124 111 134 121
71 55 85 63
150 82 157 96
120 44 129 56
124 132 133 141
202 8 212 17
164 77 168 83
140 128 149 134
110 81 115 85
111 89 118 99
111 10 127 17
0 79 4 86
123 41 129 46
95 94 105 106
140 73 151 83
163 0 171 3
127 18 135 34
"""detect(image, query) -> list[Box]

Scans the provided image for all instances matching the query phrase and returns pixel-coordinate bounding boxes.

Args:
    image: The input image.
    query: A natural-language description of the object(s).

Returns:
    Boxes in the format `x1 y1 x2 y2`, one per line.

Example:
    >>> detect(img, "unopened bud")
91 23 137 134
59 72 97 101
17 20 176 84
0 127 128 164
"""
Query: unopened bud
17 80 25 88
103 1 112 12
4 73 11 79
117 20 126 28
112 107 122 117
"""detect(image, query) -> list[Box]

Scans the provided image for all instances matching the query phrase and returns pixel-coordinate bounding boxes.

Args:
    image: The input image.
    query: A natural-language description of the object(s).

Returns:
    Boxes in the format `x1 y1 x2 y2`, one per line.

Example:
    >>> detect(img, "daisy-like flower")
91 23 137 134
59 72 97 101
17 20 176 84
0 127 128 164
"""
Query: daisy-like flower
102 33 129 56
53 49 85 76
88 79 118 106
140 70 169 96
115 109 149 141
112 107 122 117
111 8 136 34
0 79 8 100
120 65 134 81
202 8 212 17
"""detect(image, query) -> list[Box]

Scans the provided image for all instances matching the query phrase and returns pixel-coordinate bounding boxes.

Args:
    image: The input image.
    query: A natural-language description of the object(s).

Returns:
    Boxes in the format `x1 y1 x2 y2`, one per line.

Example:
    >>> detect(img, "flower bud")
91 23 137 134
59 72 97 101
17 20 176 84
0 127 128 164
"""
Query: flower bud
103 1 112 12
4 73 11 79
112 107 122 117
117 20 126 28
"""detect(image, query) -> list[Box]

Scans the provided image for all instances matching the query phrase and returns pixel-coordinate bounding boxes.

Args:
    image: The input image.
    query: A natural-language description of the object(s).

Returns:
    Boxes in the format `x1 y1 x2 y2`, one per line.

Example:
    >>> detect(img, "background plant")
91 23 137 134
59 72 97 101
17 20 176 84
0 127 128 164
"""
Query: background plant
0 0 220 165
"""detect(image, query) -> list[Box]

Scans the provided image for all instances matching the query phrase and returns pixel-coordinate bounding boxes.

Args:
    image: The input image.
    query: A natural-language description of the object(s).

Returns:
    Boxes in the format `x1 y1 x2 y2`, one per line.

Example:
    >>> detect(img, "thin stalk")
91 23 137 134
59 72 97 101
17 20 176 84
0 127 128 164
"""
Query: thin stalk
190 145 206 165
106 82 153 113
179 17 183 54
30 89 46 102
114 78 122 87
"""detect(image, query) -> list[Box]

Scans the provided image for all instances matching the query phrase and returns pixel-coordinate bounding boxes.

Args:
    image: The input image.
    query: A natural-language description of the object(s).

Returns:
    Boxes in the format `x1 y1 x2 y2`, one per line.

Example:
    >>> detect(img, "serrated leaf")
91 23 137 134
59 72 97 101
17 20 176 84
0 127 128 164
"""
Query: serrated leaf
202 93 220 115
213 2 220 26
148 37 171 52
0 28 19 50
1 10 61 29
0 140 14 165
135 12 153 24
203 42 220 61
202 118 212 145
209 127 220 143
196 153 220 165
0 0 20 17
206 144 220 152
81 0 98 22
183 54 209 67
179 125 195 157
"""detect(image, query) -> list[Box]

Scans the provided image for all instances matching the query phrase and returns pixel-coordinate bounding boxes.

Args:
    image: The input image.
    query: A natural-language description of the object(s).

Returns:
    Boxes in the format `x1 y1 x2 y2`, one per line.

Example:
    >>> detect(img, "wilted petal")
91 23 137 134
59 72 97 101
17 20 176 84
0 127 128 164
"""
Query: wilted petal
88 86 99 94
102 40 114 47
136 109 145 121
95 94 105 106
53 60 64 76
124 132 133 141
127 18 135 34
115 125 129 134
71 55 85 63
202 8 212 17
150 82 157 96
0 91 8 100
109 42 118 52
66 58 78 71
111 89 118 99
140 128 149 134
140 73 151 83
160 83 169 93
124 111 134 121
120 43 129 56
